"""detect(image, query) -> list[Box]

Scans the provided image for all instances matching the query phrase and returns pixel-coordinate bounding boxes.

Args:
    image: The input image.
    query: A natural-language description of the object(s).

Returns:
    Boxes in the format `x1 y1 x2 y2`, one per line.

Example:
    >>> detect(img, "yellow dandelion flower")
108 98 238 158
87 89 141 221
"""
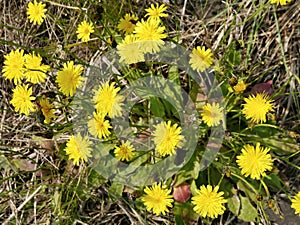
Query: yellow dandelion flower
2 49 25 85
192 185 227 218
236 143 273 180
93 81 124 118
64 133 92 166
10 85 35 116
27 0 47 25
56 61 84 97
141 183 174 215
189 46 214 72
291 192 300 215
242 93 274 123
76 21 94 42
39 96 56 124
118 13 138 34
233 80 248 94
88 112 111 139
270 0 292 6
24 52 50 84
134 19 167 53
114 140 135 162
153 121 184 157
117 34 145 64
201 102 223 127
145 3 168 21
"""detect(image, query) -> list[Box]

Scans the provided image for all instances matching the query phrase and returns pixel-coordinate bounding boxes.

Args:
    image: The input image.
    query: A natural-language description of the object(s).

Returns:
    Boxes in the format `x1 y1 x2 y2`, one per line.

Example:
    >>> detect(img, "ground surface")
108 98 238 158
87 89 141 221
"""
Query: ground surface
0 0 299 224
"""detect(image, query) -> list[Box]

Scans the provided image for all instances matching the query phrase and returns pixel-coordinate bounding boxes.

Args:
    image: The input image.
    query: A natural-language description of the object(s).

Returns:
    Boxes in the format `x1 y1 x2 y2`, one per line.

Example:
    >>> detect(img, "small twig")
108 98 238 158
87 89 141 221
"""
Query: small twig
44 0 87 11
180 0 188 33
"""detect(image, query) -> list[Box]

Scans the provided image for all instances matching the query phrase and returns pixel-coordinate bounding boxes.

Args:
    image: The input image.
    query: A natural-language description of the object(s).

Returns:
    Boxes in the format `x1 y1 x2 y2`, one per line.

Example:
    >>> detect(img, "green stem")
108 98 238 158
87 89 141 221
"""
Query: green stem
231 172 258 195
261 179 270 197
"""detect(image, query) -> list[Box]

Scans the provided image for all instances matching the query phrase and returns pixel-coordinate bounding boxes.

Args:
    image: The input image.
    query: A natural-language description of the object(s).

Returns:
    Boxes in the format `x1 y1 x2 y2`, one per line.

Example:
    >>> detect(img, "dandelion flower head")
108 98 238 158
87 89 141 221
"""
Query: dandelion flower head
56 61 84 97
134 19 167 53
118 13 138 34
236 142 273 180
270 0 292 6
141 183 174 215
64 134 92 166
233 80 248 94
189 46 214 72
39 96 56 124
24 52 50 84
93 81 124 118
145 3 168 21
201 102 223 127
191 185 227 218
153 121 184 157
76 21 95 42
117 34 145 64
88 112 112 139
291 191 300 215
242 93 274 123
2 49 25 85
27 0 47 25
114 140 135 162
10 85 35 116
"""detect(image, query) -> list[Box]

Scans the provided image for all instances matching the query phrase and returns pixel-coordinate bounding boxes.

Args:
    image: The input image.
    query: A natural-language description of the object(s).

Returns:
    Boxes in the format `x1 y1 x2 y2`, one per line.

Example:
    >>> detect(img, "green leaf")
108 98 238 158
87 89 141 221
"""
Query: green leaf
264 174 283 190
129 152 149 166
238 195 258 222
228 194 240 216
190 180 198 196
261 136 298 154
109 182 124 197
150 97 165 118
0 155 11 171
168 65 180 84
173 202 199 224
236 180 258 203
172 149 199 187
175 215 185 225
88 169 107 187
226 42 241 66
252 124 278 138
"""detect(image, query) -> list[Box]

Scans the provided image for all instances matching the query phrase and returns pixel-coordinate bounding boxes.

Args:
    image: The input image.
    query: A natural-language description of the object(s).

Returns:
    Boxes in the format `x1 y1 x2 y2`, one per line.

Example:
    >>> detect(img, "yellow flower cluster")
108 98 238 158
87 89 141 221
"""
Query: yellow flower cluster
39 96 56 124
64 134 92 166
114 140 135 162
2 49 50 85
10 85 35 116
153 121 184 157
117 3 168 64
291 192 300 215
27 0 47 25
141 183 227 219
56 61 84 97
270 0 292 5
27 1 94 42
76 21 95 42
201 102 224 127
2 49 52 117
189 46 214 72
2 48 85 122
6 1 298 221
141 183 173 215
242 93 274 123
237 143 273 180
228 80 248 94
192 185 227 218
